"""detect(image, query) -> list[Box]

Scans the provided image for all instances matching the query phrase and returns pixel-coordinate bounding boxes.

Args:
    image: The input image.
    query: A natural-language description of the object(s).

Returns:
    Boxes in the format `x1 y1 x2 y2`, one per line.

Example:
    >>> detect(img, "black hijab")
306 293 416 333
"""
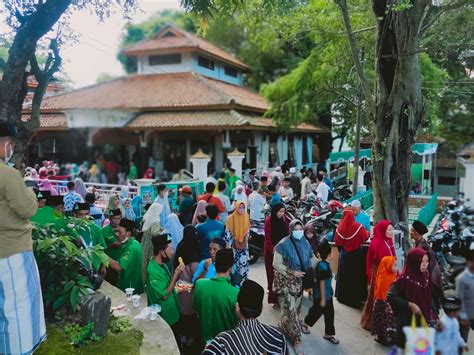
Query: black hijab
270 202 288 246
174 224 200 269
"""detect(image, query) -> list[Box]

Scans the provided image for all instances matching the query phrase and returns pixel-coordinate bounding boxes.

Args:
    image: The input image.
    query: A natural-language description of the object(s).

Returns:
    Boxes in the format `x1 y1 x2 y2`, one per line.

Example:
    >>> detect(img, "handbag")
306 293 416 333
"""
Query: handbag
403 314 435 355
289 237 314 289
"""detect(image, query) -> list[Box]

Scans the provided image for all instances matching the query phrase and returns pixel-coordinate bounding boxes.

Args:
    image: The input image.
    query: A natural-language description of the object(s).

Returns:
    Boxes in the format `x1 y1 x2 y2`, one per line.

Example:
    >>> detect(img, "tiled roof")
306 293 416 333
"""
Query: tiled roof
122 24 249 70
21 113 68 130
127 110 329 133
30 72 268 112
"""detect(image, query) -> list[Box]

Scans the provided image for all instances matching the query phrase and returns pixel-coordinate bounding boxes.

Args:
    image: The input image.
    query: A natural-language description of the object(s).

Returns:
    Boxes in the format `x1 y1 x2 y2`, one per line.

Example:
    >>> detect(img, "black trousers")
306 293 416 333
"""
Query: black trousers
304 298 335 336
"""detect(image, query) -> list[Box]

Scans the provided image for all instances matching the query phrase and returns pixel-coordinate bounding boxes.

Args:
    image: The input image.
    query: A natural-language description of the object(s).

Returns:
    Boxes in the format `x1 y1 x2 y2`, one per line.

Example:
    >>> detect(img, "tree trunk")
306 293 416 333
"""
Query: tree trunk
371 0 428 229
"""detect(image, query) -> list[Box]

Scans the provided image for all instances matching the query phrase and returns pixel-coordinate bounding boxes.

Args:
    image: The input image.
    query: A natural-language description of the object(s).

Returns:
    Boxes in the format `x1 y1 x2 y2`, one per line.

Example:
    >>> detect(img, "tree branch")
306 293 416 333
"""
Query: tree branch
334 0 375 118
421 0 469 34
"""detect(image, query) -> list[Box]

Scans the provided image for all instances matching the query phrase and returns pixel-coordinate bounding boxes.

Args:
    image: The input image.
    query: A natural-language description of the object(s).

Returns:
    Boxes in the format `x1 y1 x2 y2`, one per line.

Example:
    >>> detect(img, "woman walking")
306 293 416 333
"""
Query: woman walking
334 208 369 307
225 201 250 283
164 213 184 251
192 200 208 226
388 248 438 350
273 220 318 353
264 202 290 307
141 203 164 283
361 220 396 330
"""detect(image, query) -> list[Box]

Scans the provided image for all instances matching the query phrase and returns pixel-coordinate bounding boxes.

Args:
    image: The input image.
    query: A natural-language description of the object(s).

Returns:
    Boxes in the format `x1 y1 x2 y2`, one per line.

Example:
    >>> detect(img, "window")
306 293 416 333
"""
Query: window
438 176 456 185
148 54 181 66
224 66 238 78
198 56 215 70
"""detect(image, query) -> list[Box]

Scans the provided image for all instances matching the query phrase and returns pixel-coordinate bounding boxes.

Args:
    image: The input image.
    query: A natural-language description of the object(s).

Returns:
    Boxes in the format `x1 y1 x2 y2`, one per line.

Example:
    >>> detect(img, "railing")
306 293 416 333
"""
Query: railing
333 189 373 220
26 178 139 208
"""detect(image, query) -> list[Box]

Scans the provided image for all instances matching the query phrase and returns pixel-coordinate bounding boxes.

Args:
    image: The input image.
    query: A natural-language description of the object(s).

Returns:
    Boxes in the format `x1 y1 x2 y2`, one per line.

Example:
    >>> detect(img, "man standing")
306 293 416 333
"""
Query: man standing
245 170 258 190
192 237 226 282
288 167 301 200
278 177 294 200
153 184 172 226
178 185 195 226
107 218 144 294
0 123 46 354
193 249 239 344
102 209 122 285
248 182 266 222
196 204 225 259
198 182 225 214
315 173 330 203
411 220 443 310
301 171 313 198
351 200 370 232
203 280 288 354
63 180 83 216
85 192 105 227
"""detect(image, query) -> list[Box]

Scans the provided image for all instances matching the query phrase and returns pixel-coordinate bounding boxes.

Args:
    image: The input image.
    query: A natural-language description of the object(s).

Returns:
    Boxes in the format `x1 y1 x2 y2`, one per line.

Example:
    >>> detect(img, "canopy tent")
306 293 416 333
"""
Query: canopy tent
329 143 438 163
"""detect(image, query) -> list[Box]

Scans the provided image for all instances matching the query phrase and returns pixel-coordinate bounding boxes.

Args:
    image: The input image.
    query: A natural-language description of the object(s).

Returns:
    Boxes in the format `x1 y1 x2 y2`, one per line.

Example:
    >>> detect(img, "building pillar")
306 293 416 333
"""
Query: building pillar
282 135 289 163
260 134 270 171
190 149 211 181
214 134 224 171
185 137 191 171
227 148 245 179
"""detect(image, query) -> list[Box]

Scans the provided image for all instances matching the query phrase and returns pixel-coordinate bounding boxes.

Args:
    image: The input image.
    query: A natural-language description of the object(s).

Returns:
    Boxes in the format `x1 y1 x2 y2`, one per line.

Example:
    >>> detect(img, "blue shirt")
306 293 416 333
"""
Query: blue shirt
355 211 371 232
89 205 104 227
63 191 83 212
324 177 333 192
312 260 333 300
192 260 216 283
154 195 171 226
270 193 281 208
196 219 225 259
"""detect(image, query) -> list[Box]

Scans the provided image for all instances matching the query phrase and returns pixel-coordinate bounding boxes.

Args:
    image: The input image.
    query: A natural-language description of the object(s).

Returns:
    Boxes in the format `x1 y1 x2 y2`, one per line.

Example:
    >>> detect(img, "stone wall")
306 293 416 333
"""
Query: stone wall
99 281 179 355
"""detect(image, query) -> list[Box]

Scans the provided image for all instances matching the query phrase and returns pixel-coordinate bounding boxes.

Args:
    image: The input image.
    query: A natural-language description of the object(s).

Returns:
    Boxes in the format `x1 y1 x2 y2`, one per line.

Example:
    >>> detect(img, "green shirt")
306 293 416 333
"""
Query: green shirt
77 220 107 270
146 259 181 326
102 225 122 261
128 165 138 181
117 238 144 294
193 276 239 343
30 206 58 226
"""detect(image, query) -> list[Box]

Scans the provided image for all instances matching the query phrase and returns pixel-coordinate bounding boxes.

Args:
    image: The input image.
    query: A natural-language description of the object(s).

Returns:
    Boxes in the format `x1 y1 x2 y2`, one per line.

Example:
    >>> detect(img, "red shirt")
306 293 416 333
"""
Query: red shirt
197 193 225 213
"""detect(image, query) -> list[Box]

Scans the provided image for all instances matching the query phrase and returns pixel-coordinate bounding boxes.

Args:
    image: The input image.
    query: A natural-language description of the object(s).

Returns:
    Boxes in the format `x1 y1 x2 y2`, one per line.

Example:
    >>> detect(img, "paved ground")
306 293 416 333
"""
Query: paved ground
248 258 474 355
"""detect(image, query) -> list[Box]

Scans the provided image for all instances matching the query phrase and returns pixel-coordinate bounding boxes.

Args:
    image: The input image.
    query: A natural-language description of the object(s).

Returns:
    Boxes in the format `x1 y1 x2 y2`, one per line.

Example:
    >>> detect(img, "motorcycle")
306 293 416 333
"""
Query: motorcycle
248 219 265 265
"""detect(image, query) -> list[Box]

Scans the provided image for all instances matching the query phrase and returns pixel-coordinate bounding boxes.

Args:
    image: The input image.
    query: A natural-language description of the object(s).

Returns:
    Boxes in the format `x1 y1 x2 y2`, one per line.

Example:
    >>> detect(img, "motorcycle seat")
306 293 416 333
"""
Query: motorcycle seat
445 255 466 267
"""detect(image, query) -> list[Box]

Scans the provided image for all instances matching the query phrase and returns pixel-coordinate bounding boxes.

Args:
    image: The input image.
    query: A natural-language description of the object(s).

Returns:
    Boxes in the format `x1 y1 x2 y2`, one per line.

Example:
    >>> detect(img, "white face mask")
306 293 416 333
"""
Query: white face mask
3 142 13 164
293 230 304 240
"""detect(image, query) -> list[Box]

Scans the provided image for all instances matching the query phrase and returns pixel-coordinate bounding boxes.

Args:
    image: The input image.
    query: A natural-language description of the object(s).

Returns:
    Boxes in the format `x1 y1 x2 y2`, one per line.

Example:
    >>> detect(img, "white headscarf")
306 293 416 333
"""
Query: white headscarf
142 203 164 232
233 181 247 203
163 213 184 250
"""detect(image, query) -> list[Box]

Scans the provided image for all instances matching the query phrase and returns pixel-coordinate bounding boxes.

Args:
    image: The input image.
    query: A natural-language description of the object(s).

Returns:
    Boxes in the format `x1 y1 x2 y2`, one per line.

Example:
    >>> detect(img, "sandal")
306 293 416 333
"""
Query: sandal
323 335 340 344
300 321 310 334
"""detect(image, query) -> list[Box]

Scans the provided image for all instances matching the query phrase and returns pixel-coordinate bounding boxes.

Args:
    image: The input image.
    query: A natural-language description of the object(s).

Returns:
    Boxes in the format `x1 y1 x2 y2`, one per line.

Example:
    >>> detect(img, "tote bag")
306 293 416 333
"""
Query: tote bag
403 315 435 355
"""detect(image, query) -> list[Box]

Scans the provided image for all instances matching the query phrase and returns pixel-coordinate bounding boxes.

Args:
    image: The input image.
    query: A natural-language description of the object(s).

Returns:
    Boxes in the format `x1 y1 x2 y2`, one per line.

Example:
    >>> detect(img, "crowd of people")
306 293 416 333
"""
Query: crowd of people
1 121 473 355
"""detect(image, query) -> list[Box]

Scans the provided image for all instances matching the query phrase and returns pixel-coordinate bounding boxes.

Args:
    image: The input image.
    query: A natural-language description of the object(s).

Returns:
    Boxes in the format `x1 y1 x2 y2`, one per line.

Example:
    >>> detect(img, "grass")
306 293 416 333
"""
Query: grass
35 326 143 355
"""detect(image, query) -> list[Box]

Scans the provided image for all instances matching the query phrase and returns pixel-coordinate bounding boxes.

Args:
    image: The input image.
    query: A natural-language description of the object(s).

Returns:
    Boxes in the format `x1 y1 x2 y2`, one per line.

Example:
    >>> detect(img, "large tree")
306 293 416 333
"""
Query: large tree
0 0 137 168
181 0 471 228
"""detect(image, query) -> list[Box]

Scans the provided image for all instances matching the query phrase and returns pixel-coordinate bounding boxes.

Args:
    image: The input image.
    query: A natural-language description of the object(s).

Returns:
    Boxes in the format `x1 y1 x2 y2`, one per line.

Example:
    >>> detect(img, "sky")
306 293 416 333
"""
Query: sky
1 0 182 89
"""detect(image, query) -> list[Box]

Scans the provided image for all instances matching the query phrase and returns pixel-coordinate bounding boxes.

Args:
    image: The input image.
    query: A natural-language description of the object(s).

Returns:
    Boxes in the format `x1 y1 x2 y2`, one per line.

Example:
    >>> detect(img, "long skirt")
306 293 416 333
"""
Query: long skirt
141 230 154 284
360 263 378 330
0 251 46 354
372 300 396 342
278 292 303 344
233 247 249 284
264 251 278 304
335 247 367 307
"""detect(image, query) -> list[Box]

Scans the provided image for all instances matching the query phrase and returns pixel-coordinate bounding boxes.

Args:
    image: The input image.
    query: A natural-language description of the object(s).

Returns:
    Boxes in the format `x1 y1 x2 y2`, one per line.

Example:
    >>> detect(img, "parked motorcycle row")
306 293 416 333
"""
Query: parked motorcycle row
428 199 474 290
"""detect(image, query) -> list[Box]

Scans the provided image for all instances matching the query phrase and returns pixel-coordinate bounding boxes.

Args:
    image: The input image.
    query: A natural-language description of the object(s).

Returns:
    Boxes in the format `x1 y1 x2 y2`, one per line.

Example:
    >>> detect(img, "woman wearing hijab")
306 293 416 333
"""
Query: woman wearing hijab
143 168 154 179
39 178 58 196
192 200 208 226
122 198 137 222
88 164 100 183
361 220 396 330
164 213 184 251
74 178 87 199
225 201 251 284
173 225 201 353
304 223 318 254
105 194 124 216
371 256 397 345
334 208 369 307
119 186 129 200
141 203 164 283
232 182 248 204
264 202 290 307
273 220 318 352
388 248 437 349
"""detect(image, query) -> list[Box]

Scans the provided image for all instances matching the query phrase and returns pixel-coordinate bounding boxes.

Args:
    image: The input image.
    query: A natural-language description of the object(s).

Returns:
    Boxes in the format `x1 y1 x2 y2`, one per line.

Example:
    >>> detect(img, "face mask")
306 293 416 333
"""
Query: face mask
4 142 13 164
293 230 304 240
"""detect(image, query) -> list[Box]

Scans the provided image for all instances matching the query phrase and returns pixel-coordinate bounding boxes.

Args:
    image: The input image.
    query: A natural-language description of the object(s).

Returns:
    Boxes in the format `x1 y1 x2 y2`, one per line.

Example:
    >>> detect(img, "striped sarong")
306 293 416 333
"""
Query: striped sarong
0 251 46 354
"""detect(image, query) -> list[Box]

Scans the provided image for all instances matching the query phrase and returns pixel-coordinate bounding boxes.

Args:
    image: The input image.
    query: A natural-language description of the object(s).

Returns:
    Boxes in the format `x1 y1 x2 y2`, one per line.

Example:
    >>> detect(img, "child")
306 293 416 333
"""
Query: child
302 240 339 344
372 256 397 345
435 297 467 355
457 250 474 345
